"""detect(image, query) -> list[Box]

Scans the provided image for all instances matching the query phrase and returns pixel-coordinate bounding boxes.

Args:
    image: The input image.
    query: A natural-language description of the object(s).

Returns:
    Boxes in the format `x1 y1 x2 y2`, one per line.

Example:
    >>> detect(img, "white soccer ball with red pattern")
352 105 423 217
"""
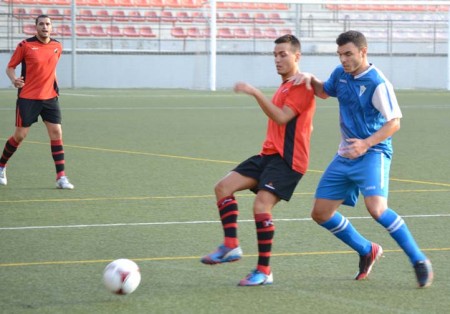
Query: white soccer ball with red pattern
103 259 141 295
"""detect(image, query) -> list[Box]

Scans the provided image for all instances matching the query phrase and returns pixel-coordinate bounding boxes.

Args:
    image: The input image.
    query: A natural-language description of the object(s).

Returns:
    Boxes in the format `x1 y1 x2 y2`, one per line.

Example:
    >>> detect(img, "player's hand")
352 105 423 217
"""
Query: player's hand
341 138 370 159
234 82 256 95
12 76 25 88
289 72 313 90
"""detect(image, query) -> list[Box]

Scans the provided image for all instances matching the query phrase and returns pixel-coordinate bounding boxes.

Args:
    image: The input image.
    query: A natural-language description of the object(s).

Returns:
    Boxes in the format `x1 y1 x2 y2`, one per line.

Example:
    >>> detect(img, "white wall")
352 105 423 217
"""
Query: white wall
0 52 447 90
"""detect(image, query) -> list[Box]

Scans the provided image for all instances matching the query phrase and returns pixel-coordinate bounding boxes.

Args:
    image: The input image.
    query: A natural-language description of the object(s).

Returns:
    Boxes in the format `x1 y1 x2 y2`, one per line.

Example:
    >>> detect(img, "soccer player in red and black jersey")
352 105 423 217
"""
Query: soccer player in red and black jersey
200 34 316 286
0 15 74 189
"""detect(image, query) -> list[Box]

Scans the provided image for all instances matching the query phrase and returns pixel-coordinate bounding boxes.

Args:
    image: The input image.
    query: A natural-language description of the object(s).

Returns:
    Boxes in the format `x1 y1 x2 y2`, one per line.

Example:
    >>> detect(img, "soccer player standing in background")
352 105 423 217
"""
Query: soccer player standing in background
294 30 432 288
0 15 74 189
201 34 316 286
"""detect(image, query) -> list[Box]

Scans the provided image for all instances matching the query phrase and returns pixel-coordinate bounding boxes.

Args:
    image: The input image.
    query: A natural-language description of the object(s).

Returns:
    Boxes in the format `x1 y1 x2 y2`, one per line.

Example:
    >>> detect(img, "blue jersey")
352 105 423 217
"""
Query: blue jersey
323 64 402 158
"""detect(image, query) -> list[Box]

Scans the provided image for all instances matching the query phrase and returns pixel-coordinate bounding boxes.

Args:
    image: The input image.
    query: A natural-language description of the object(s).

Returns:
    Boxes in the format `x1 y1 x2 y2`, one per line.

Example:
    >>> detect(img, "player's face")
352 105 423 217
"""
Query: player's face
35 17 52 43
273 43 300 80
337 42 368 76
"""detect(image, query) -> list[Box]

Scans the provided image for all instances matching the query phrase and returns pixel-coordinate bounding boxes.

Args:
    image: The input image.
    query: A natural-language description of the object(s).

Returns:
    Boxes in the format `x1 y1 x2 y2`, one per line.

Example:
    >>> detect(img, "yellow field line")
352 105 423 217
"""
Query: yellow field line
1 189 449 204
1 247 449 268
0 139 448 193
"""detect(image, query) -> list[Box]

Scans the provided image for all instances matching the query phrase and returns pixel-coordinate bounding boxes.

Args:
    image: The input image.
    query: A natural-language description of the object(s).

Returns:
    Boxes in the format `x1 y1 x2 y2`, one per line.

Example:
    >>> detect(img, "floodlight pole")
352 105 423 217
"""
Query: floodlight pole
71 0 76 88
209 0 217 91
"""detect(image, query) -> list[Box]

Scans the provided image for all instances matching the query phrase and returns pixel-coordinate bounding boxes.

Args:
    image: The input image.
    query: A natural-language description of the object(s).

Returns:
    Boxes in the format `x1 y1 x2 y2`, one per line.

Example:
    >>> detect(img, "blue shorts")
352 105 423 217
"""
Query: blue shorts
315 152 391 207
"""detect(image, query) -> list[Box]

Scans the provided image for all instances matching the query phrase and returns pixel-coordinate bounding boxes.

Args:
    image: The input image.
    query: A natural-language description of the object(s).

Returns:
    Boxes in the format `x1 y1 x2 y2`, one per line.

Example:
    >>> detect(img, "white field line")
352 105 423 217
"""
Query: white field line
1 214 449 231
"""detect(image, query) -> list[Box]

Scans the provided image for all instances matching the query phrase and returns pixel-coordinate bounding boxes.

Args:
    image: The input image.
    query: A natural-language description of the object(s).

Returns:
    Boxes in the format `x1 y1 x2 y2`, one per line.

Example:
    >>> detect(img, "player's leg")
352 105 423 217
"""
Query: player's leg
313 155 380 280
238 190 278 286
361 153 432 286
42 98 73 189
0 127 29 186
365 199 433 287
0 98 36 185
200 171 256 265
239 154 301 286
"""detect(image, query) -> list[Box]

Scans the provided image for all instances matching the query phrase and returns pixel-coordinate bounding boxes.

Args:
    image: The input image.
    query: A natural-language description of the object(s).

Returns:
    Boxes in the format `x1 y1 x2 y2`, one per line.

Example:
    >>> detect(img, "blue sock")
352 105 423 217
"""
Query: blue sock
321 212 372 256
376 208 426 264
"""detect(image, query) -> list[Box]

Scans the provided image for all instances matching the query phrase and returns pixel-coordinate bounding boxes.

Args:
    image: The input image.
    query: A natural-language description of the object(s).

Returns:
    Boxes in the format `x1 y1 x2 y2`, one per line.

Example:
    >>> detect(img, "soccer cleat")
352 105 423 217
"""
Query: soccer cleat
238 269 273 286
355 243 383 280
200 244 242 265
414 260 433 288
0 167 6 186
56 176 74 189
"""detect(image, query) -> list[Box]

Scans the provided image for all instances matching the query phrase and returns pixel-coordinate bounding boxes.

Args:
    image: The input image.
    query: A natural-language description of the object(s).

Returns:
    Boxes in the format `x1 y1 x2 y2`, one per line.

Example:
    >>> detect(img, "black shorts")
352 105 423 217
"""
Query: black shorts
233 154 303 201
15 97 62 127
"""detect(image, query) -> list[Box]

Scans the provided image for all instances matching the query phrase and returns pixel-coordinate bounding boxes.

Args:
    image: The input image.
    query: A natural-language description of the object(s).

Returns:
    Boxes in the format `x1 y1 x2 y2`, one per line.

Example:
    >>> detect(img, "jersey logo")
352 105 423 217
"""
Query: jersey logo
359 85 366 97
54 49 58 53
339 79 347 83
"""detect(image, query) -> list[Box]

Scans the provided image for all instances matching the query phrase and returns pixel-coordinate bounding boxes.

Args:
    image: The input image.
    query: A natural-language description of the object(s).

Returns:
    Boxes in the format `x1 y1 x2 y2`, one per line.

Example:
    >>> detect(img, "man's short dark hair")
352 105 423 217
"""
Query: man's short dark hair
35 14 51 25
336 30 367 49
275 34 301 52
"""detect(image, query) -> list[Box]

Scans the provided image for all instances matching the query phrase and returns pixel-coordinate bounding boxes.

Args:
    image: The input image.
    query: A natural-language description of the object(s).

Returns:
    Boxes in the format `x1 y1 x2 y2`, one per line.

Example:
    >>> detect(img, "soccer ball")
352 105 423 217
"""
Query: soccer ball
103 259 141 295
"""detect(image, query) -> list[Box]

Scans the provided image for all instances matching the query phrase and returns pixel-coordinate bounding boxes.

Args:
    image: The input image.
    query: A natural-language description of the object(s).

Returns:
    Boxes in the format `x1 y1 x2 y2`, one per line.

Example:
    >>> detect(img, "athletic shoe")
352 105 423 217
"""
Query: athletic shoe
414 260 433 288
56 176 74 189
355 243 383 280
200 244 242 265
0 167 6 186
238 269 273 286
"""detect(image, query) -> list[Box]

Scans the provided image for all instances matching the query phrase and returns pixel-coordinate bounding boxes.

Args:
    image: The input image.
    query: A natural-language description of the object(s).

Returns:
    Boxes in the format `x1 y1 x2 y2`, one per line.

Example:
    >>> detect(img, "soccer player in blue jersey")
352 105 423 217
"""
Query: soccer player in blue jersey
294 30 433 288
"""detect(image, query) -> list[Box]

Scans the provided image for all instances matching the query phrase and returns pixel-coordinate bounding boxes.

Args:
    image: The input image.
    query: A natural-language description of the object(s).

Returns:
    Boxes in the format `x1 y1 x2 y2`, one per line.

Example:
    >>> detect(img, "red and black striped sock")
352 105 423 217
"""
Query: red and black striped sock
51 139 66 179
217 195 239 248
255 213 275 275
0 137 20 168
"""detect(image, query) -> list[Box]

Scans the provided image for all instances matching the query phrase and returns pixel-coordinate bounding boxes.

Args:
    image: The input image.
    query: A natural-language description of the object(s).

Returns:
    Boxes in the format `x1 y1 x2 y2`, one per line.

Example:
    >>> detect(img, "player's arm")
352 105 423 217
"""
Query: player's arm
234 82 296 125
342 118 400 159
6 66 25 88
290 73 329 99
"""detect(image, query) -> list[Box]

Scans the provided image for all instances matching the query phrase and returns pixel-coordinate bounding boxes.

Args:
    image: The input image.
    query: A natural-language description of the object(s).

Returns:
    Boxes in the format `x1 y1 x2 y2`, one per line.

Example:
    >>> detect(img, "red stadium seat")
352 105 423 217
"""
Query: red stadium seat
102 0 118 6
222 12 237 23
30 8 44 18
161 11 176 23
13 8 27 19
139 26 157 37
234 27 250 39
54 0 70 4
112 10 128 22
58 25 72 36
238 12 252 24
192 11 206 23
148 0 164 7
176 11 192 23
134 0 149 6
254 13 269 24
249 27 264 39
264 27 277 39
171 26 187 38
268 13 284 24
76 25 90 36
117 0 134 6
96 10 111 22
187 27 203 38
129 10 145 22
123 26 140 37
180 0 199 8
78 9 96 21
217 27 234 38
279 28 293 36
144 11 159 22
23 24 36 35
47 9 63 20
90 25 106 36
106 25 123 37
165 0 180 7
